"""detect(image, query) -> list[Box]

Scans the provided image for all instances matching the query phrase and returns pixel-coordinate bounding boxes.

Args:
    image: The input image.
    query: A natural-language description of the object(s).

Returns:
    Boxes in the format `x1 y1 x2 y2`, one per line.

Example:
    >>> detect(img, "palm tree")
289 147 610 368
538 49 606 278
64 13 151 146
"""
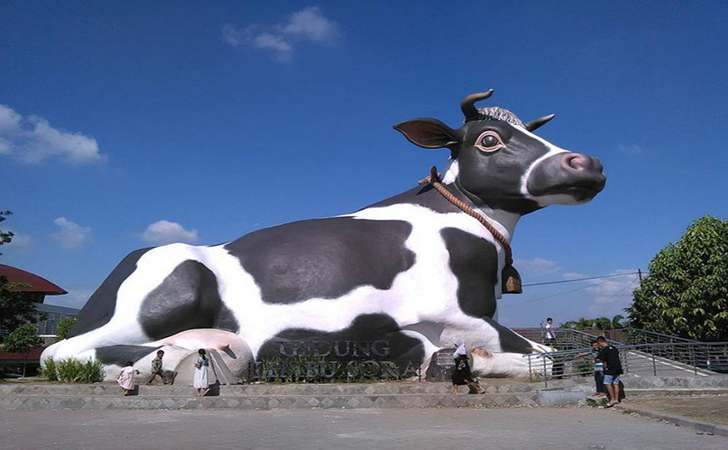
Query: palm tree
611 314 625 329
576 317 594 330
594 317 612 330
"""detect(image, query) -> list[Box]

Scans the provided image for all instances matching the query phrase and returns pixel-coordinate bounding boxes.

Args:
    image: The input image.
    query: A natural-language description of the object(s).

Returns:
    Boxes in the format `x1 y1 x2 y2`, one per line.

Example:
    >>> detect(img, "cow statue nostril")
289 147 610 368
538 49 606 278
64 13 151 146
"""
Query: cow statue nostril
562 153 588 171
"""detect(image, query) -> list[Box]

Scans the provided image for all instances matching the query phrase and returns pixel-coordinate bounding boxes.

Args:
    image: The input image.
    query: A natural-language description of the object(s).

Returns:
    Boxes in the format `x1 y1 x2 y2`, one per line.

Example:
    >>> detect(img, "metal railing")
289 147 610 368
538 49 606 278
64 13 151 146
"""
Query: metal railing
539 327 703 350
525 341 728 386
552 328 602 350
605 328 701 345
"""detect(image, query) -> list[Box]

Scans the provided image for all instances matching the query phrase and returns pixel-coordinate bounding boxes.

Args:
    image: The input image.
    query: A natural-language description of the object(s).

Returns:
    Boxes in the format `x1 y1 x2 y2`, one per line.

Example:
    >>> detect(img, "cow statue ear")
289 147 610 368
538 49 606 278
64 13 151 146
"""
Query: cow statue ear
393 119 459 149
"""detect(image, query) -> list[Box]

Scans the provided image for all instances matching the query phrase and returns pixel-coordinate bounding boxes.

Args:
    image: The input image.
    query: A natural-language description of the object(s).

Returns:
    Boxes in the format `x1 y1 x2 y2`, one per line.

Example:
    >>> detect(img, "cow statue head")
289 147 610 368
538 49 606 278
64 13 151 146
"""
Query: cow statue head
394 90 606 215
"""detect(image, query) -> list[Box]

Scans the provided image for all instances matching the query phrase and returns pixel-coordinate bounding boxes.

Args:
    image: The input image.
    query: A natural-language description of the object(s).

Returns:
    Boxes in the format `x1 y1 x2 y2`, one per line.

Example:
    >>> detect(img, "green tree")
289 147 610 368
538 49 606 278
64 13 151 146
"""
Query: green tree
55 317 78 341
3 324 44 377
0 277 38 335
611 314 625 329
0 211 40 335
593 317 611 330
0 210 13 254
627 215 728 341
560 317 594 330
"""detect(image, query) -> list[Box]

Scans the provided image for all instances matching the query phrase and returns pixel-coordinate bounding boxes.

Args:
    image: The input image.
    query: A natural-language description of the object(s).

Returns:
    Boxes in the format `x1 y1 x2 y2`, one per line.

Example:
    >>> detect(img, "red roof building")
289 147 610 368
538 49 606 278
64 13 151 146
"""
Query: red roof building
0 264 67 303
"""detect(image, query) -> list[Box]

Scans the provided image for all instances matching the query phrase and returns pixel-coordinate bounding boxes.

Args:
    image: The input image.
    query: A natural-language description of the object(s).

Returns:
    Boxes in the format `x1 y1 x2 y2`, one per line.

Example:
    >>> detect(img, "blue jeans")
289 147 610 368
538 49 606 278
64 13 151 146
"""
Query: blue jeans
603 374 621 385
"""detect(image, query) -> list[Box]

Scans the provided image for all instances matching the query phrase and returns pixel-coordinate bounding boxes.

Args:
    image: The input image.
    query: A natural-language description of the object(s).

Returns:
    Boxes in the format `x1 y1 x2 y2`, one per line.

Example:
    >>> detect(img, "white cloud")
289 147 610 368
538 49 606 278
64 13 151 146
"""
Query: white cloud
282 7 340 43
0 104 22 132
141 220 199 244
222 23 245 47
4 230 31 247
253 32 293 53
47 288 93 309
585 269 641 316
222 7 340 61
514 257 560 275
52 217 92 250
563 272 588 279
0 104 106 165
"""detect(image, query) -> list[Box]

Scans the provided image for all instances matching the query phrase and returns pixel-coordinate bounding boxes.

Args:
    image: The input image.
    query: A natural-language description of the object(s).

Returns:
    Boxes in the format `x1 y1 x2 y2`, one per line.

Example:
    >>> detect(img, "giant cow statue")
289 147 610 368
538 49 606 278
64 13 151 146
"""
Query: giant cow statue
43 90 605 381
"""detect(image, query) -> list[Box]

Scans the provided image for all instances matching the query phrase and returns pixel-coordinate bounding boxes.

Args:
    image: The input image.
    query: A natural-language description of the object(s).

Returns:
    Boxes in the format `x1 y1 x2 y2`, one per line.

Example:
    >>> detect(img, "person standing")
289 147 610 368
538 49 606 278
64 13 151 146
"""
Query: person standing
146 350 168 385
578 340 606 396
194 349 210 396
543 317 557 347
451 339 484 395
117 361 138 396
597 336 623 407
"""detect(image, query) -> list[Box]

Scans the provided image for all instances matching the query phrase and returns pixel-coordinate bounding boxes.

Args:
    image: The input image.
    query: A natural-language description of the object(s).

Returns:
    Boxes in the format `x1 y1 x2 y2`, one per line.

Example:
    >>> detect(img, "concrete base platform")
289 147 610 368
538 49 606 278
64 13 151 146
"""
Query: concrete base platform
0 381 545 410
2 375 726 411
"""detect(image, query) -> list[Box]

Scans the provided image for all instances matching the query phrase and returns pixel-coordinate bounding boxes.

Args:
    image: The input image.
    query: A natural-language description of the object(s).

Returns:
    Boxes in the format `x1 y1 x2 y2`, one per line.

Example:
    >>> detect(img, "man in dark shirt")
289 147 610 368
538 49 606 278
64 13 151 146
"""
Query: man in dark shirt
597 336 622 407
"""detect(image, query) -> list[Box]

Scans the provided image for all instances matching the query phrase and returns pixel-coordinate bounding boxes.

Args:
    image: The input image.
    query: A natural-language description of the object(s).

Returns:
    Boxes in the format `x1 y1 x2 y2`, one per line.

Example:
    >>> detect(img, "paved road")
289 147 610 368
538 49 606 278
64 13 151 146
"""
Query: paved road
1 406 725 450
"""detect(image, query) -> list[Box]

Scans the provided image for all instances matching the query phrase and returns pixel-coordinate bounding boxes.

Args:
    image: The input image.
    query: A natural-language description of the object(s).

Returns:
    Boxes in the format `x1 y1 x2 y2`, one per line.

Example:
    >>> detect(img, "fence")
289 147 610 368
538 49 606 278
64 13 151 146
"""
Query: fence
603 328 701 345
525 341 728 386
528 326 707 351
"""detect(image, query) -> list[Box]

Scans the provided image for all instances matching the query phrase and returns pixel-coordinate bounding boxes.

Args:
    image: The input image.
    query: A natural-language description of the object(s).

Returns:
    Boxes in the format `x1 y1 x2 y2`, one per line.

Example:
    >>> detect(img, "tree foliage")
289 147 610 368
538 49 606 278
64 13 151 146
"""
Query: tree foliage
3 324 44 377
55 317 78 341
561 315 625 331
627 215 728 342
0 210 13 254
0 210 40 335
0 277 38 335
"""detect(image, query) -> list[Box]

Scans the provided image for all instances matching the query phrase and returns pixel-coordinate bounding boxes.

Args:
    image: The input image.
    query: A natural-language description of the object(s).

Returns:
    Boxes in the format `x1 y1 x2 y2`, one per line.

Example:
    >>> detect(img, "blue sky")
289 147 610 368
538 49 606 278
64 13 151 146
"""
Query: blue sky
1 1 726 327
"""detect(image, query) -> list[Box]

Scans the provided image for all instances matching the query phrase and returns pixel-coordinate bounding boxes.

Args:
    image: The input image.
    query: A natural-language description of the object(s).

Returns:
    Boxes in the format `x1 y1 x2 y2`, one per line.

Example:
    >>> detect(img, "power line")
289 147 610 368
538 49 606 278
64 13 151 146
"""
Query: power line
522 271 641 287
502 284 595 307
502 272 643 308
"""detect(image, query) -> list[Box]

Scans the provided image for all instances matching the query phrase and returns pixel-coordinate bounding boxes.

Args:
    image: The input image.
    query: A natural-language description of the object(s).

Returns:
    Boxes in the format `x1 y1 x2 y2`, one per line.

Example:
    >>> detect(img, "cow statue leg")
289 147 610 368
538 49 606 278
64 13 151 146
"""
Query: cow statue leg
42 244 240 370
438 316 551 378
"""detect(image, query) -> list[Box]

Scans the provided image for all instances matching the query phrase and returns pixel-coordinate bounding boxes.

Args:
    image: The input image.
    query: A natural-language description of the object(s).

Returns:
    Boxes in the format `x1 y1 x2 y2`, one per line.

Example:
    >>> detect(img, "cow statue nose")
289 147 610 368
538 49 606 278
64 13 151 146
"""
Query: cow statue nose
561 152 603 173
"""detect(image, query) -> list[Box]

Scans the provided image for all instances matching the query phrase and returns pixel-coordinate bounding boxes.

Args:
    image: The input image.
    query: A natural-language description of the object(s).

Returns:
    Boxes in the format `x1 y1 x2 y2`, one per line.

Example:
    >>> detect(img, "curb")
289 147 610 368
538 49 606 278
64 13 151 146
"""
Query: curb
616 404 728 437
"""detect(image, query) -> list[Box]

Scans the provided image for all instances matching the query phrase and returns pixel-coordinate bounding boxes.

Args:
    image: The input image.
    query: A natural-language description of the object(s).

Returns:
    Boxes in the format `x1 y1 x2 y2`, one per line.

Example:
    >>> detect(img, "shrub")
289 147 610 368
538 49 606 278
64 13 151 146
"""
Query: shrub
40 358 58 381
41 357 104 383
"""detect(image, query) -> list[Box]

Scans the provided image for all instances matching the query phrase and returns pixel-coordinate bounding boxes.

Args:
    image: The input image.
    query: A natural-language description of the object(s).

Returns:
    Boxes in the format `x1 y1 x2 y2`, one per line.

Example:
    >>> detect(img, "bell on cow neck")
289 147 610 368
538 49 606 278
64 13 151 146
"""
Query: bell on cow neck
502 264 522 294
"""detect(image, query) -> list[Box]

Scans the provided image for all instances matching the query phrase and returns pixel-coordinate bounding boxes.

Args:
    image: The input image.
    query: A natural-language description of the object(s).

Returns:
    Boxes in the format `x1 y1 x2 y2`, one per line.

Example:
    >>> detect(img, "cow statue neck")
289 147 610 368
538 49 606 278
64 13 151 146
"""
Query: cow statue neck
418 165 522 293
42 89 606 382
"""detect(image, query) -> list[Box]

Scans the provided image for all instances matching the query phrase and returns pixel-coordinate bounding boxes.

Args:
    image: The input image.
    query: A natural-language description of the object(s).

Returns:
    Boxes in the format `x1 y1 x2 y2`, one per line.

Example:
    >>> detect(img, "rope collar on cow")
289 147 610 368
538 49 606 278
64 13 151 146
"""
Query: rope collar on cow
419 165 523 294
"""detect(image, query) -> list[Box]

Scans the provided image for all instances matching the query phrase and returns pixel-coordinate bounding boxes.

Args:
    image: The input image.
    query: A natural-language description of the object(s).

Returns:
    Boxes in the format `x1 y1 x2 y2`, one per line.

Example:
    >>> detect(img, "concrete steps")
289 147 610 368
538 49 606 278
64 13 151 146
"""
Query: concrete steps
1 392 538 410
3 374 726 411
0 381 542 410
0 381 539 396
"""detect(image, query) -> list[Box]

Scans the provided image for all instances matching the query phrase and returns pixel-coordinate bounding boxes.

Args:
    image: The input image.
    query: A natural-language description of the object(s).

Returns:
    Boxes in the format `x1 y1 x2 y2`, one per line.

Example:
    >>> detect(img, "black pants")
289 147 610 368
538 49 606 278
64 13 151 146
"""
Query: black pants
595 371 606 393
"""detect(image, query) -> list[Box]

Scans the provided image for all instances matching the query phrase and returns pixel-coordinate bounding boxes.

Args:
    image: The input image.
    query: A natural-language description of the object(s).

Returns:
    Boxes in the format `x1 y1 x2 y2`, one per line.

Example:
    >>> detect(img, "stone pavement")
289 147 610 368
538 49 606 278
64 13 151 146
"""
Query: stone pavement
1 406 726 450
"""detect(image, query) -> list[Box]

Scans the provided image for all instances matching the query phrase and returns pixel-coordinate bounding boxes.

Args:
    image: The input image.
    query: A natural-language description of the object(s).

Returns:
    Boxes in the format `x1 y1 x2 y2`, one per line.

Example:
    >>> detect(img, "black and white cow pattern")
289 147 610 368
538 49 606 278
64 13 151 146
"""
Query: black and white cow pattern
43 91 606 378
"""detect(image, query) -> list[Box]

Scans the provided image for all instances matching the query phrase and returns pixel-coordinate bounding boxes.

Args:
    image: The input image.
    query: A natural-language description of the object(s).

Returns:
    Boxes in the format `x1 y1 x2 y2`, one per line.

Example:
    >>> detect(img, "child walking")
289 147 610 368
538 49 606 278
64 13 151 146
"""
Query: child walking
117 361 138 396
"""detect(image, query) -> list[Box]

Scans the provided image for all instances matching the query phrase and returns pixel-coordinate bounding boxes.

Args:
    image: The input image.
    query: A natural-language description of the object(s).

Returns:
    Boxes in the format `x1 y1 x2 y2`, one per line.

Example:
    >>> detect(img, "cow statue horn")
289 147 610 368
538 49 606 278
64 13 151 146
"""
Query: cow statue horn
461 89 494 122
524 114 556 132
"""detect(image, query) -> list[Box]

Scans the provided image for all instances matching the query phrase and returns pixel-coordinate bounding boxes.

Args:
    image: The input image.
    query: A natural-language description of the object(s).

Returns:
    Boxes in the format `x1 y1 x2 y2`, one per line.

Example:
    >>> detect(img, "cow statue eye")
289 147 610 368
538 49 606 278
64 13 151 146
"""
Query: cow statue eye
475 131 505 153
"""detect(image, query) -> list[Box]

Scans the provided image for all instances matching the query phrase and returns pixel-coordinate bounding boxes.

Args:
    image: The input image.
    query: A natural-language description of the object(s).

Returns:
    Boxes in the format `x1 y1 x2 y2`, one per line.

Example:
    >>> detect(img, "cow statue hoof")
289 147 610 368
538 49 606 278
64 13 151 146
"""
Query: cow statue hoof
470 346 552 379
148 328 254 384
